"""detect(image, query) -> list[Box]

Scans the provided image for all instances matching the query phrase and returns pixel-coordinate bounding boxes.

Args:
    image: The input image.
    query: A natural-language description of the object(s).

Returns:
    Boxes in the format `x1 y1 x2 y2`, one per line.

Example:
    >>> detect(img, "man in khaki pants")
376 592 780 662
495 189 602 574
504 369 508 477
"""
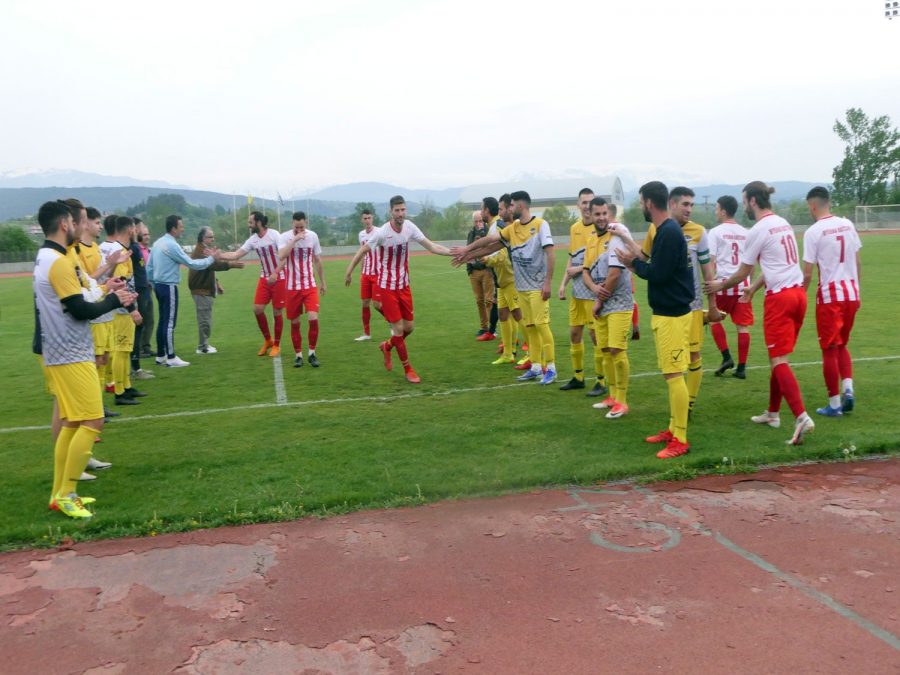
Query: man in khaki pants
467 211 496 340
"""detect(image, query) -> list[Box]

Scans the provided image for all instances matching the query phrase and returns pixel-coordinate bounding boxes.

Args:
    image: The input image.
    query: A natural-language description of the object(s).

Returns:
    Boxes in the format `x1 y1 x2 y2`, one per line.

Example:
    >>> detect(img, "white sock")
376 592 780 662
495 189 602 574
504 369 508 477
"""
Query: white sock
296 352 303 358
308 349 315 356
546 361 556 372
531 363 542 374
829 395 841 408
842 378 853 394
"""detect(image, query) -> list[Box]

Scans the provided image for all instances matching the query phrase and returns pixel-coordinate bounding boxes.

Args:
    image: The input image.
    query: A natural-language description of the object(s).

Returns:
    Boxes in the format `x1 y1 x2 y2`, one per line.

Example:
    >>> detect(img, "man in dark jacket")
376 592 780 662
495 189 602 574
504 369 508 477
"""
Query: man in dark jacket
188 227 244 354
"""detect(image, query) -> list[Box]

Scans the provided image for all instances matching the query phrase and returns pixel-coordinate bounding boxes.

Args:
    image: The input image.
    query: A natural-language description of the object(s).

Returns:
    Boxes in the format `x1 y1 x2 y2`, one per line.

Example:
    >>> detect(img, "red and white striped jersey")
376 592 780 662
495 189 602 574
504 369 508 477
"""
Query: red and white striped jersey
802 215 862 304
367 220 426 291
358 228 382 276
279 230 322 291
239 229 284 279
709 221 751 296
741 213 804 294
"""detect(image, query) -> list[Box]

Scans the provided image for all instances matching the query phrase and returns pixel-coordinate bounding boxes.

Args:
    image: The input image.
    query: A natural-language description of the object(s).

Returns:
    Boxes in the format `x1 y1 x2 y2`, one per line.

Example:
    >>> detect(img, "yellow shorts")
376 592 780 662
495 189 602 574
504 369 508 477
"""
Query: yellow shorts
497 283 520 311
112 313 135 352
595 311 632 351
568 298 594 327
519 290 550 326
652 313 691 375
689 309 704 352
37 355 54 395
46 361 104 422
91 321 113 355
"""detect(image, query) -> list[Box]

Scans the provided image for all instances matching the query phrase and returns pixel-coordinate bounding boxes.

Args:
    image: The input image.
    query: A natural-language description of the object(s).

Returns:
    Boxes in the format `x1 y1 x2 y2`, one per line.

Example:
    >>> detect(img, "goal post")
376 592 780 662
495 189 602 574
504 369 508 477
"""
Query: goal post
854 204 900 231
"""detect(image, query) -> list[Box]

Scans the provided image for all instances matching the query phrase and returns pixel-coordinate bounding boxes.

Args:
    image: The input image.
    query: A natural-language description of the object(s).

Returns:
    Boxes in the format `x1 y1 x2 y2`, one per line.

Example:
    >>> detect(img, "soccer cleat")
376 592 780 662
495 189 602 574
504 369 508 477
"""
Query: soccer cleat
631 326 640 341
354 334 372 342
606 403 629 419
308 353 320 368
540 369 557 385
79 471 97 481
751 411 781 428
842 391 855 413
268 344 281 358
513 359 532 371
405 367 421 384
140 349 155 359
49 495 95 511
123 387 147 398
115 394 140 406
592 396 618 410
732 367 746 380
103 407 120 419
132 368 155 380
492 354 516 365
815 404 843 417
645 429 674 444
293 355 303 368
586 381 608 397
788 415 815 446
105 384 115 393
516 369 540 382
475 329 487 337
657 439 690 459
155 356 168 366
379 341 393 371
476 332 496 342
196 345 218 354
166 356 191 367
559 377 585 391
86 457 111 471
55 493 93 519
258 339 274 356
714 357 734 376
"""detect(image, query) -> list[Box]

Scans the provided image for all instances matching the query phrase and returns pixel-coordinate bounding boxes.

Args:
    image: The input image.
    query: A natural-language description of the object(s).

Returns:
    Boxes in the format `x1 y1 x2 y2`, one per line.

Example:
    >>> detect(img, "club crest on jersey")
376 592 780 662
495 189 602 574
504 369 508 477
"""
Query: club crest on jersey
530 228 536 235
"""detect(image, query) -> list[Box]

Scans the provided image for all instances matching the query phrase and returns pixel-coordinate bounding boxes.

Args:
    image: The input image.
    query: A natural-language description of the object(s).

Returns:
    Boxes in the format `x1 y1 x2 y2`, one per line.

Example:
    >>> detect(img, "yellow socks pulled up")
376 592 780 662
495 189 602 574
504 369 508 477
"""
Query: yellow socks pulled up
58 426 100 497
537 324 555 367
570 342 585 381
499 319 514 357
666 377 689 443
687 357 703 411
613 350 630 406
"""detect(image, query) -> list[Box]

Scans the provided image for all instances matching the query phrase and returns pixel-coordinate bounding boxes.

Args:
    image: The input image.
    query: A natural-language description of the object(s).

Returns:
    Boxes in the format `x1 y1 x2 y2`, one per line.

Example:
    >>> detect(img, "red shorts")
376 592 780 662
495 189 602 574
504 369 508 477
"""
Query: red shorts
816 300 859 350
379 286 413 323
286 287 320 319
763 287 807 358
360 274 378 300
715 292 755 326
254 277 286 308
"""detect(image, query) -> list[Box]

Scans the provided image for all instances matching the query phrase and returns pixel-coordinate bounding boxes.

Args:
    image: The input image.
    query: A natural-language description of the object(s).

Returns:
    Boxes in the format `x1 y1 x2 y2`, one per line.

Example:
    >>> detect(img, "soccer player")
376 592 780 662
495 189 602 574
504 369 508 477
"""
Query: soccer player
354 208 381 341
33 200 134 518
467 210 496 340
581 197 633 419
219 211 287 356
557 188 606 394
609 204 641 341
802 186 862 416
345 195 453 383
482 196 523 365
146 214 219 367
611 181 694 458
708 195 754 379
278 212 326 368
452 191 557 385
706 181 815 445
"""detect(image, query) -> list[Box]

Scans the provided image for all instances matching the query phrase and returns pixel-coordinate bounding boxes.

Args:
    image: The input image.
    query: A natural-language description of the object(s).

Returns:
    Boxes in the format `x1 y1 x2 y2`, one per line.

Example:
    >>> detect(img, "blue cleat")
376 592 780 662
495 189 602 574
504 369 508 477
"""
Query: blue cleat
841 391 854 413
539 368 558 385
516 370 540 382
815 404 843 417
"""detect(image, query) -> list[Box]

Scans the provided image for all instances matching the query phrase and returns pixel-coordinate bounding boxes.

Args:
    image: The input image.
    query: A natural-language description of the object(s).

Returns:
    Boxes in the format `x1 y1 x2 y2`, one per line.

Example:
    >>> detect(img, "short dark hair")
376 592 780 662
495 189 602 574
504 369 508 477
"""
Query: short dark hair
86 206 102 220
499 193 512 207
164 214 183 233
115 216 134 234
482 197 499 217
292 211 307 221
103 214 118 236
669 186 695 201
608 203 618 217
37 200 72 236
743 181 775 209
578 188 594 198
716 195 738 217
806 186 830 202
133 216 143 225
639 181 669 211
249 210 267 226
361 208 372 216
62 198 86 221
589 196 608 208
510 190 531 205
389 195 405 208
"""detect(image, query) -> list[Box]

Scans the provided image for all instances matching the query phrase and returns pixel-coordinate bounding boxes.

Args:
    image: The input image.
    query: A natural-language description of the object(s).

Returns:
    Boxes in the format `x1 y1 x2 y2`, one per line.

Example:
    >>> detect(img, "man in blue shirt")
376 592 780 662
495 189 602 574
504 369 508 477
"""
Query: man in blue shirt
147 214 219 367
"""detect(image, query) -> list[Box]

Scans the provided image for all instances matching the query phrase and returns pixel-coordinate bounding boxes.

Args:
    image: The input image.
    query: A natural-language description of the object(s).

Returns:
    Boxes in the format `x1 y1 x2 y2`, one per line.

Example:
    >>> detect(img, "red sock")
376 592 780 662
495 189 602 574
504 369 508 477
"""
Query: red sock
390 335 408 362
308 319 319 350
290 323 302 352
710 322 729 352
837 345 853 381
822 347 840 397
768 371 782 413
632 303 639 328
256 313 271 340
273 314 284 344
773 362 806 417
737 332 750 366
362 307 371 334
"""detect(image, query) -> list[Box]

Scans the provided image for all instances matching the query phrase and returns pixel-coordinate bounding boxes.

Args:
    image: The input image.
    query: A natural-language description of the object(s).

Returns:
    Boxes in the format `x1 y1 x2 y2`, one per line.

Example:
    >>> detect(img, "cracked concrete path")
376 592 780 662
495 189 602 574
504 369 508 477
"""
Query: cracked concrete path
1 458 898 673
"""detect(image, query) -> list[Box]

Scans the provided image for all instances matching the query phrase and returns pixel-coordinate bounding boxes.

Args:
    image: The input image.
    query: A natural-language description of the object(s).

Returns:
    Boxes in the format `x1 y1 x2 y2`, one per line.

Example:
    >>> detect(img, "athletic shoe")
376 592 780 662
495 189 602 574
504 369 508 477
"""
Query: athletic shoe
294 355 303 368
140 349 155 359
258 339 274 356
354 334 371 342
49 495 94 511
516 370 539 382
815 404 843 417
308 353 320 368
657 439 690 459
79 471 97 481
631 327 640 341
166 356 191 367
103 407 120 419
645 429 674 444
491 354 516 365
714 357 734 376
132 369 155 380
105 384 115 393
513 359 532 371
405 367 421 384
268 345 281 358
476 332 496 342
586 381 608 397
606 403 629 419
750 411 781 428
592 396 618 410
540 369 557 385
155 357 167 366
55 493 93 518
842 391 855 413
123 387 147 398
115 394 140 406
559 377 585 391
196 345 218 354
379 341 393 371
732 367 746 380
788 415 815 446
476 329 487 337
86 457 111 471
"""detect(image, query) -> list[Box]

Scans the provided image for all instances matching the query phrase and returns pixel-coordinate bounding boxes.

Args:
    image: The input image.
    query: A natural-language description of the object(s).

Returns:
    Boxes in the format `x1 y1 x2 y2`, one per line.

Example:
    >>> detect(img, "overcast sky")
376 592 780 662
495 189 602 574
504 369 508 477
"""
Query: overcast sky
2 0 898 196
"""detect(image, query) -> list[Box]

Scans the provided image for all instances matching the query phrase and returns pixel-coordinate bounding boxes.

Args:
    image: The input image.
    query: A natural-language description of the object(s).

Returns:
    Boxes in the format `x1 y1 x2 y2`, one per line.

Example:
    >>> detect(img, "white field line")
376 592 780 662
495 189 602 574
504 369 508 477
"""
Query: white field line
272 354 288 404
3 354 898 435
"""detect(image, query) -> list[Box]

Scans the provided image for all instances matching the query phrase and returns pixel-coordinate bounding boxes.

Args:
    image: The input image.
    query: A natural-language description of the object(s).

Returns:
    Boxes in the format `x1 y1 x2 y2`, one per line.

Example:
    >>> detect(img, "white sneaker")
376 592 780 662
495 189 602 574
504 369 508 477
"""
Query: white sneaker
788 415 815 446
86 457 112 470
166 356 191 367
354 334 372 342
132 369 156 380
750 410 781 428
196 345 218 354
79 471 97 481
155 357 167 365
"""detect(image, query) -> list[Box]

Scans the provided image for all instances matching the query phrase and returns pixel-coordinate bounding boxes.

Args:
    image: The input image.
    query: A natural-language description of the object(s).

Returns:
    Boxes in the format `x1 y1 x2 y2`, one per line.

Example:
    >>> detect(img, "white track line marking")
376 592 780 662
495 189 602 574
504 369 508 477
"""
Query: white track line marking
3 354 898 434
272 354 288 404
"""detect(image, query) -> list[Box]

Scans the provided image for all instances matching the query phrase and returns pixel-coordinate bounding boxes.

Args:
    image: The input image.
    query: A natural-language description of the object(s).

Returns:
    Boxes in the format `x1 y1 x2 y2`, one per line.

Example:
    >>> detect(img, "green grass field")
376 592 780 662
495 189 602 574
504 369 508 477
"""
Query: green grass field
1 235 898 550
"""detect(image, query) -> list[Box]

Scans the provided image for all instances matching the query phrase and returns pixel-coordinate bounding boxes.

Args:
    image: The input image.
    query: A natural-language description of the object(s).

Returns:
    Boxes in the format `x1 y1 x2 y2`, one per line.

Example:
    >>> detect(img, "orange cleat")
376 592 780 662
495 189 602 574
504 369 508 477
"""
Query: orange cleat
268 344 281 358
258 339 274 356
379 341 393 371
405 367 421 384
513 359 532 371
657 438 690 459
645 429 674 444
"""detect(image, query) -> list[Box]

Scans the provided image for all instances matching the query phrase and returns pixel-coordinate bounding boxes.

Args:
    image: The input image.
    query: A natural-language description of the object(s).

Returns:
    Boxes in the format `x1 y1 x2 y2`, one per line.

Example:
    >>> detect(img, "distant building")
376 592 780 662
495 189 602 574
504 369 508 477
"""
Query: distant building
459 175 625 218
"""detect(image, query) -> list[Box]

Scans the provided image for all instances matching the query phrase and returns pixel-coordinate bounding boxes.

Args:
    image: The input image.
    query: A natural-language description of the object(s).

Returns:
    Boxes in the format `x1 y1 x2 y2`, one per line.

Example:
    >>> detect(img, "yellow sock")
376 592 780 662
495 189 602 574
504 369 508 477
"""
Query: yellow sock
524 324 541 366
112 351 130 395
500 319 514 357
52 426 77 500
666 377 689 443
537 324 554 367
687 358 703 411
97 361 107 389
517 320 529 356
613 350 630 406
603 351 617 400
59 426 99 497
594 348 605 385
570 342 585 381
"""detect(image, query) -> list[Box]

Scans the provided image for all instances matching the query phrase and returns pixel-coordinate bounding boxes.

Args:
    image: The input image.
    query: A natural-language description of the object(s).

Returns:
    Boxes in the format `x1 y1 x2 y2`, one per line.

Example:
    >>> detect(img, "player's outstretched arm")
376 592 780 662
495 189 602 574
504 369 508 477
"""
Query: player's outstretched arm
707 262 755 294
450 232 502 265
420 238 452 256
